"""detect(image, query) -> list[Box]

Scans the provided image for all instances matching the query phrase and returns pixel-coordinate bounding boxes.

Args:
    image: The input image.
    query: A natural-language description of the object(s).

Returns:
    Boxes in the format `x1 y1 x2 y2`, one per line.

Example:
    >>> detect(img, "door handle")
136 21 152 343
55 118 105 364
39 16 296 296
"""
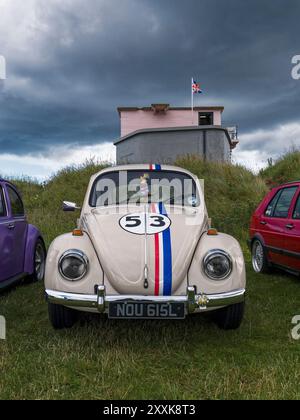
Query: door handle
260 221 267 225
286 224 295 230
7 223 15 230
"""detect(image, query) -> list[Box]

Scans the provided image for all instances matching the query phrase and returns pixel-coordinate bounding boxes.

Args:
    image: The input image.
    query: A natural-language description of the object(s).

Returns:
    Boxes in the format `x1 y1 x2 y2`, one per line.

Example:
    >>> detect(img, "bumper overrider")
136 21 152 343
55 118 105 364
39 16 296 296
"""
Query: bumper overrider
45 286 245 314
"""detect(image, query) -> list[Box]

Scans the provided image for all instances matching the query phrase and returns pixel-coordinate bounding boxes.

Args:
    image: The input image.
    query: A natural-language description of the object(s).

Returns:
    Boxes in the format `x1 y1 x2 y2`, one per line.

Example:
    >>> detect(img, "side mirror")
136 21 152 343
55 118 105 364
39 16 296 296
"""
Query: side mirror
63 201 81 212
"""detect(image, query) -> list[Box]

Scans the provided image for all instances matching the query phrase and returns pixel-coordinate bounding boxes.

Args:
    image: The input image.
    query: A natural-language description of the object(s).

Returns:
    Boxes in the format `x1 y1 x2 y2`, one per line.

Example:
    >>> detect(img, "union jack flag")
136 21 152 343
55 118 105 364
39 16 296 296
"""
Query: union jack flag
192 80 202 94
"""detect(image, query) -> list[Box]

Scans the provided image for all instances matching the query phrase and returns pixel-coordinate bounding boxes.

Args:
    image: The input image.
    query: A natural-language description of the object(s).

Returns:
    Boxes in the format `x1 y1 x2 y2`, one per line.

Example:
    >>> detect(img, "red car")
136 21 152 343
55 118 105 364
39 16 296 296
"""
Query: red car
250 181 300 275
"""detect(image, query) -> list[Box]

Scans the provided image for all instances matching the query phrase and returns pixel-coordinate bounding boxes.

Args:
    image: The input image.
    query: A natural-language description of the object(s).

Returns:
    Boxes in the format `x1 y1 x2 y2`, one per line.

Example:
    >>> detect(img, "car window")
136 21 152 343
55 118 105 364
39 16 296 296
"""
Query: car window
265 190 281 217
272 187 298 218
6 185 25 217
90 170 200 207
293 194 300 219
0 187 6 217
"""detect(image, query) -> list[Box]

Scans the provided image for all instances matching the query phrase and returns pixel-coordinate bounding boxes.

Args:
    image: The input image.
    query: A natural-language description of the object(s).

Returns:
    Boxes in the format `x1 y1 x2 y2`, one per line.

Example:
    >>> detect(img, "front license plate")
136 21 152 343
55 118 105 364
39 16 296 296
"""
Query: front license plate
108 302 185 319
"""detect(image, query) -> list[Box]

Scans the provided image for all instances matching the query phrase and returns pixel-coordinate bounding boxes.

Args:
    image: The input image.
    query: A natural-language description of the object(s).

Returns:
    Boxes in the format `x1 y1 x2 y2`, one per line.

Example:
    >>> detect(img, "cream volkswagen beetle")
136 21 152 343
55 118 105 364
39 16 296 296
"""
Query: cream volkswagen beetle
45 164 246 330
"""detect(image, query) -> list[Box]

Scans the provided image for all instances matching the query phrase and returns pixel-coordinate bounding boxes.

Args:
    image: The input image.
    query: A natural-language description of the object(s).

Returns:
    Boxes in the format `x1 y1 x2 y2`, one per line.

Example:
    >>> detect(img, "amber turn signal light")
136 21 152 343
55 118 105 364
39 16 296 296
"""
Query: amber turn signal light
207 228 218 236
72 229 84 237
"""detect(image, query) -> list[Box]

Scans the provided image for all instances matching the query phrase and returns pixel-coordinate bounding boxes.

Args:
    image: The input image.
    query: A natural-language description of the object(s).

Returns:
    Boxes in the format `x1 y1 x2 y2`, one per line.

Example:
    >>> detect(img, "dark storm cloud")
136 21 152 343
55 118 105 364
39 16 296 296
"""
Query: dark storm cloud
0 0 300 156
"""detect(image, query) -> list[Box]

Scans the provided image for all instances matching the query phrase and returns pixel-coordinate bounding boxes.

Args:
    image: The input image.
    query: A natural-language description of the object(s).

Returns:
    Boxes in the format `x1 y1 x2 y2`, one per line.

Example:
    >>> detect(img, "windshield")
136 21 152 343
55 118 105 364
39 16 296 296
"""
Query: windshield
89 170 200 207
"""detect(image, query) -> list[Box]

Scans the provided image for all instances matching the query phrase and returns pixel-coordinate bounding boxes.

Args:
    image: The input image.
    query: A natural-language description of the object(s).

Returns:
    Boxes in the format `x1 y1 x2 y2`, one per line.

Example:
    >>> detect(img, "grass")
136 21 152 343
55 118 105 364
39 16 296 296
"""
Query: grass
260 150 300 188
176 156 268 251
1 266 300 400
11 160 108 247
1 154 300 400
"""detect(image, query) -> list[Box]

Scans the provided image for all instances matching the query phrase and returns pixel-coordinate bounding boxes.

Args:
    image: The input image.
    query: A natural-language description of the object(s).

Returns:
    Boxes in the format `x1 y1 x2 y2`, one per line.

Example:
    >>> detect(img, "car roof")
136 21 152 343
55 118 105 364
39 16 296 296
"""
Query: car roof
90 164 198 181
276 180 300 188
0 178 18 189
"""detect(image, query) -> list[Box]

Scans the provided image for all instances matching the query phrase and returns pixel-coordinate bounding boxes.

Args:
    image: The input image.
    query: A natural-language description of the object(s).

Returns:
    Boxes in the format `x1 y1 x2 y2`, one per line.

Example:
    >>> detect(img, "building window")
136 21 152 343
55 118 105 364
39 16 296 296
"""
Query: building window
199 112 214 126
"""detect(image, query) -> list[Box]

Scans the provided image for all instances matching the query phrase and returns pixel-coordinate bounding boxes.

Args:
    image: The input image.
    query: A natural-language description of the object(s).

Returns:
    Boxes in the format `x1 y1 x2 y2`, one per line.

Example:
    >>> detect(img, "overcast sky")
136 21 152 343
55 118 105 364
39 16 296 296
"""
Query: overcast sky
0 0 300 180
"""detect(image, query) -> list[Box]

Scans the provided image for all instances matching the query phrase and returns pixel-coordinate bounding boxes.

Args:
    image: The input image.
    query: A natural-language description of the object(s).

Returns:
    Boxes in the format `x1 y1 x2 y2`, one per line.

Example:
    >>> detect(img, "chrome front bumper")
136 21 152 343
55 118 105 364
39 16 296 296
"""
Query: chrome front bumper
45 286 245 314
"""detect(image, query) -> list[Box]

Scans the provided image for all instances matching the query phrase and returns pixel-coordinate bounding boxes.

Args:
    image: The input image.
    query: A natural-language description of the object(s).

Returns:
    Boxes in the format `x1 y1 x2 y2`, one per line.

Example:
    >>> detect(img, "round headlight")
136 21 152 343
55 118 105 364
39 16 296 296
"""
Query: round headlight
203 250 232 280
59 250 89 281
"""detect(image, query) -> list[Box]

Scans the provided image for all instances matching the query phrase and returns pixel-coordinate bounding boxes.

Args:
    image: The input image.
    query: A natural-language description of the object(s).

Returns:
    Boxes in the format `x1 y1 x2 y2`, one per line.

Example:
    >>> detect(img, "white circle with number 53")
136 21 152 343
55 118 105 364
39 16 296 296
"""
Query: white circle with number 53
119 213 171 235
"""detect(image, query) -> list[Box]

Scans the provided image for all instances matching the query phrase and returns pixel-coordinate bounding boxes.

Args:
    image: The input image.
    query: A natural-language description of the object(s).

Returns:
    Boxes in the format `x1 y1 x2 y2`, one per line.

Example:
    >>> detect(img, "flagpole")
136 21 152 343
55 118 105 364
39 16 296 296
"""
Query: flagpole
191 77 194 125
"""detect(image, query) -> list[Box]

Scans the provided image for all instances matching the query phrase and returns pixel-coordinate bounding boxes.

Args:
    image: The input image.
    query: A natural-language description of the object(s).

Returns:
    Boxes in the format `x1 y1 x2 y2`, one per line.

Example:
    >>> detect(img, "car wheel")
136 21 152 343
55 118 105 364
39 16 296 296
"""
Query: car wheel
48 303 78 330
27 239 46 283
252 239 270 273
213 302 245 330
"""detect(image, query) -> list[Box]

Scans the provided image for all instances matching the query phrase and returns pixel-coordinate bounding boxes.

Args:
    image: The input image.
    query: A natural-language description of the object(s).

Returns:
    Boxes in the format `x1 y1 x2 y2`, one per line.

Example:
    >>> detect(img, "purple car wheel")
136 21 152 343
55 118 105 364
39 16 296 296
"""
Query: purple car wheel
28 239 46 282
35 241 46 281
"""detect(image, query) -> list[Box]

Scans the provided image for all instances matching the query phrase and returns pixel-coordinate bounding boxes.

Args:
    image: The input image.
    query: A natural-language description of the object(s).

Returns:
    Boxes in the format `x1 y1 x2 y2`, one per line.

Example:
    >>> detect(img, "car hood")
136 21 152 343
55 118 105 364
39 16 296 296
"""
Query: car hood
83 204 207 295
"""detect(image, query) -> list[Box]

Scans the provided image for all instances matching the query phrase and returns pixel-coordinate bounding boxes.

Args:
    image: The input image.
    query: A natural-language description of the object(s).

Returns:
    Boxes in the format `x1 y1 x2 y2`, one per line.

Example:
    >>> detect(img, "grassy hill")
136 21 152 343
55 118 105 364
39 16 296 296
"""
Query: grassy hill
13 156 268 252
10 151 295 252
1 153 300 400
176 156 267 248
260 150 300 188
12 161 107 248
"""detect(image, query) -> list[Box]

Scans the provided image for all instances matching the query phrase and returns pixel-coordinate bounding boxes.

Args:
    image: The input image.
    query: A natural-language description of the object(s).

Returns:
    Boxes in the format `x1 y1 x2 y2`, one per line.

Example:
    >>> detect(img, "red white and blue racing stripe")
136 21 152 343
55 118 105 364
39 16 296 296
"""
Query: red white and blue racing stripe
149 164 161 171
151 203 173 296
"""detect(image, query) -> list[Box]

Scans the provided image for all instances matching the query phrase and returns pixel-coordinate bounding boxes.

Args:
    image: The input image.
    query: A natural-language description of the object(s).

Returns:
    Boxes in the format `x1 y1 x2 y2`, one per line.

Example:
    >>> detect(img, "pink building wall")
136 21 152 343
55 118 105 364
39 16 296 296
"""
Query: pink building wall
119 108 223 137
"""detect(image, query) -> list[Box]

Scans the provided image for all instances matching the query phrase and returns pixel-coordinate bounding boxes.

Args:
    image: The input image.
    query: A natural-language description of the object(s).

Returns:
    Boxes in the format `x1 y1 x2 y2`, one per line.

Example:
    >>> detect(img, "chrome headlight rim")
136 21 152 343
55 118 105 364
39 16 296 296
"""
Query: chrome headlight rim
203 249 233 281
58 249 89 281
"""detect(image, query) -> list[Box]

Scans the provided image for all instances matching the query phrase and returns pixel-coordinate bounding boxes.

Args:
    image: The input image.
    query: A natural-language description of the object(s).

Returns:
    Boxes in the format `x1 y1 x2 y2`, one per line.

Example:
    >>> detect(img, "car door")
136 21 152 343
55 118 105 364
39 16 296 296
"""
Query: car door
0 184 13 283
260 186 298 266
282 188 300 271
3 184 28 279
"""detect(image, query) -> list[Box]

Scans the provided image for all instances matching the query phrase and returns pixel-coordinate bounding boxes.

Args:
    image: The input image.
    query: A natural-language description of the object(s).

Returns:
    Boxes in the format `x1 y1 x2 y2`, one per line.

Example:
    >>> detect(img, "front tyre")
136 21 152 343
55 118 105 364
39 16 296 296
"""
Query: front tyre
213 302 245 330
27 239 46 283
48 303 78 330
252 239 270 274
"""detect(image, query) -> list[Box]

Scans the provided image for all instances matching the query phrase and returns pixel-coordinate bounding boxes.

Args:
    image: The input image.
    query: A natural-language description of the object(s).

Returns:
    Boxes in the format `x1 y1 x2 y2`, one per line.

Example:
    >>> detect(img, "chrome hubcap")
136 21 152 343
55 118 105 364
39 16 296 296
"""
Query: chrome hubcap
35 243 45 281
252 241 264 272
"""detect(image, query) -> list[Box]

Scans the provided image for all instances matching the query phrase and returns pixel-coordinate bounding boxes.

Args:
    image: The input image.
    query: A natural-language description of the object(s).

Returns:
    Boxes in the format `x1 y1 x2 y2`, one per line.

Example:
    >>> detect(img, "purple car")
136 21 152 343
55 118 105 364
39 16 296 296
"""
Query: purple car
0 179 46 290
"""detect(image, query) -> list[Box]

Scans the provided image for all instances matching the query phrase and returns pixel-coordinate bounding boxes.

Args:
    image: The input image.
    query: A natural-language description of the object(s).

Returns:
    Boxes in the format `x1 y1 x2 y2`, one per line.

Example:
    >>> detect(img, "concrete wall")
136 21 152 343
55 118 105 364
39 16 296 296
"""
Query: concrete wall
116 127 231 165
120 109 222 137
